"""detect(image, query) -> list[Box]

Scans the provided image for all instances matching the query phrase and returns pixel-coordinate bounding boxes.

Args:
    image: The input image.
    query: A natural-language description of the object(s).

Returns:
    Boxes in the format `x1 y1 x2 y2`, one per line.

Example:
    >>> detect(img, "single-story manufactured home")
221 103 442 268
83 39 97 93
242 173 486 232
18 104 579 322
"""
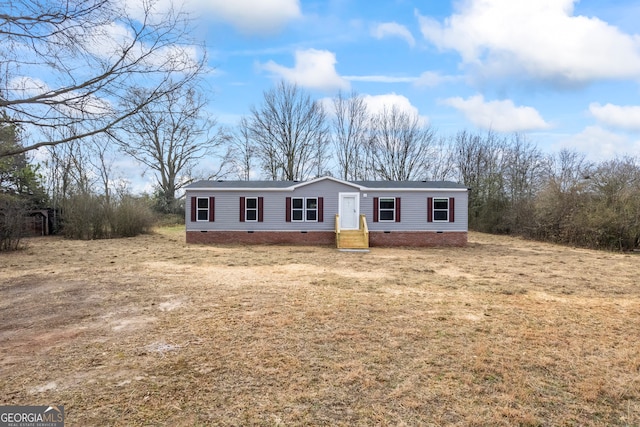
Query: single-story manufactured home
185 176 469 248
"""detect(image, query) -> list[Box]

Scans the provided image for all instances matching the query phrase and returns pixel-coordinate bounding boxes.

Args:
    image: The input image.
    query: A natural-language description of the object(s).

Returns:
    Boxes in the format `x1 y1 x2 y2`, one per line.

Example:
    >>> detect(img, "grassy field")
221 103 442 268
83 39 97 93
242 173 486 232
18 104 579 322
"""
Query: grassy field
1 227 639 426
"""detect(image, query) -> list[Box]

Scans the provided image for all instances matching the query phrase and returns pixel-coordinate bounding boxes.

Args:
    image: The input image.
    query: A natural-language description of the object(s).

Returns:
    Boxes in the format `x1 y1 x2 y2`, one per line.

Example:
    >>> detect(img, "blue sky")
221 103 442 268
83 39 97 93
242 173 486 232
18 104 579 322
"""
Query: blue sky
17 0 640 192
186 0 640 161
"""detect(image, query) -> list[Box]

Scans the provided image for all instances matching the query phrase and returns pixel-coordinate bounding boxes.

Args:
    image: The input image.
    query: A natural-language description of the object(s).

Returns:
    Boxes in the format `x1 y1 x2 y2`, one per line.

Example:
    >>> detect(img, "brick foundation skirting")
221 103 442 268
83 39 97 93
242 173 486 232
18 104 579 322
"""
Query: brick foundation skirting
186 230 336 245
369 231 467 247
186 230 467 247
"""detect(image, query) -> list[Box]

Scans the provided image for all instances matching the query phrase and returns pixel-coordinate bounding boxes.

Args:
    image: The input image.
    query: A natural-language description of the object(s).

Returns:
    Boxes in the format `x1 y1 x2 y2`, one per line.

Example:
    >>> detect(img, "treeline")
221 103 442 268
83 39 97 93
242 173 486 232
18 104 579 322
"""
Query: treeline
450 132 640 251
228 84 640 251
3 81 639 252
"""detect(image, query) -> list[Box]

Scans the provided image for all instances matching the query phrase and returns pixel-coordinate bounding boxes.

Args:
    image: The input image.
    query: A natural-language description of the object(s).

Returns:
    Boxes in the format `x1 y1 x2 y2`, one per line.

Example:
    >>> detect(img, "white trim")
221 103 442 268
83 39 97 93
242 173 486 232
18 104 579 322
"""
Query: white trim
291 197 318 222
188 187 468 192
290 176 364 190
186 176 468 192
244 196 259 222
196 196 209 222
362 187 468 192
378 197 396 222
432 197 450 222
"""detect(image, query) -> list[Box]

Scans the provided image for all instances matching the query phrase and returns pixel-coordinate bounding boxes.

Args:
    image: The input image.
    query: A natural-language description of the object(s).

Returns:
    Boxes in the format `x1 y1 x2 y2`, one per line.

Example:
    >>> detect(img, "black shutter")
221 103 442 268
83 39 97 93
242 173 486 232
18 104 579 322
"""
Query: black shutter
373 197 379 222
449 197 455 222
286 197 291 222
209 197 215 222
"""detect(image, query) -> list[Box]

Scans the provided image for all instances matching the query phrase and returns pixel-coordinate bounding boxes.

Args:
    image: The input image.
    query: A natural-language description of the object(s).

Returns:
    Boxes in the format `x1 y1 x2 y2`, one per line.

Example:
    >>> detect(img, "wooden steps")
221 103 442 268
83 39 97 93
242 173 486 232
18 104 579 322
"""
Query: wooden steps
337 229 369 249
335 214 369 249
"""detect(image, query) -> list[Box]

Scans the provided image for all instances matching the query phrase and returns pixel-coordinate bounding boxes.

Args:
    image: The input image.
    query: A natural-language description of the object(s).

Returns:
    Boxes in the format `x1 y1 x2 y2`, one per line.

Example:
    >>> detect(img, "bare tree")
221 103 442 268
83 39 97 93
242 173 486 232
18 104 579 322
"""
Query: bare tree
426 135 456 181
248 81 328 180
501 134 549 233
229 118 256 181
503 134 547 202
115 85 225 213
0 0 204 157
453 130 508 231
332 91 369 180
367 105 436 181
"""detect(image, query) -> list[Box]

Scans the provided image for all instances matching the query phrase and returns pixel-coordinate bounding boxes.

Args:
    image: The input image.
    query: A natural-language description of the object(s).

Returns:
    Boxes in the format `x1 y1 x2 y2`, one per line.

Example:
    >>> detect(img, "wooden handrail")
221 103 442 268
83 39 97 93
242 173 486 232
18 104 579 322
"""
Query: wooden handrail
335 214 340 234
360 214 368 236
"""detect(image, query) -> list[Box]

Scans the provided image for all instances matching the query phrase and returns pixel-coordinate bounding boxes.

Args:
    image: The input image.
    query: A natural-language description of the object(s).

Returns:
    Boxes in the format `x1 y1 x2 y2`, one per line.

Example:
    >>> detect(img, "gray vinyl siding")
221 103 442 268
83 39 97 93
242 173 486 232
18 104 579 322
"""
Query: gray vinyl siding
186 180 357 232
186 179 468 232
362 191 468 232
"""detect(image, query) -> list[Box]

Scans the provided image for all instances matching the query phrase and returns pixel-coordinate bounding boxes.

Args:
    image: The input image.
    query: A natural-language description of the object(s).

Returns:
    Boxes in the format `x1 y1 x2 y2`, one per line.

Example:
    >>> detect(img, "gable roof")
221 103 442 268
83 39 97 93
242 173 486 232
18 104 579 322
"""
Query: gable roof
186 176 468 191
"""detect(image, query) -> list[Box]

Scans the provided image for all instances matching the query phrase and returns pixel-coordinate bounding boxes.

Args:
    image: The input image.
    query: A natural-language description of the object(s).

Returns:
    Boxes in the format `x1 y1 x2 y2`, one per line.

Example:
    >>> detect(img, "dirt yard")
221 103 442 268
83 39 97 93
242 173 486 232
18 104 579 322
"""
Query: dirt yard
1 227 639 426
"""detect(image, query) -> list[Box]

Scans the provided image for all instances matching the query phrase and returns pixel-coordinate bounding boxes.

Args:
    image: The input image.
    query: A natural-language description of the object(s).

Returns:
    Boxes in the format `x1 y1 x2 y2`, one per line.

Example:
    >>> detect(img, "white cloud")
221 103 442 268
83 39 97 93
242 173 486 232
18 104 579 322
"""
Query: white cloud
262 49 350 92
417 0 640 83
556 126 638 160
9 77 113 116
8 76 49 98
83 22 200 71
589 103 640 131
341 71 459 87
319 93 428 125
414 71 459 87
344 75 416 83
372 22 416 47
199 0 301 34
441 94 550 132
362 93 428 125
119 0 179 24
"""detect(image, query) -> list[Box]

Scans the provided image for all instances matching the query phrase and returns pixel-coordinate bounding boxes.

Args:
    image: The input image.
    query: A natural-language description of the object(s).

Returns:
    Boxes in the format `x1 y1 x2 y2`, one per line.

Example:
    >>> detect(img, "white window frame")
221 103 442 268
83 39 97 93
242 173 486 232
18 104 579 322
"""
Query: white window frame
306 198 318 222
291 197 318 222
196 197 209 222
378 197 395 222
433 198 449 222
245 197 258 222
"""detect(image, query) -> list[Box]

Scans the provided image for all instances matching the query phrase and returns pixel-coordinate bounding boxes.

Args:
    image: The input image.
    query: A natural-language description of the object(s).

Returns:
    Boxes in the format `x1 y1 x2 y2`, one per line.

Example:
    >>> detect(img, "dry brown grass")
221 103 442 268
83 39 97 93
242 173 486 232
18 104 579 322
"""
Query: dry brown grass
1 227 639 426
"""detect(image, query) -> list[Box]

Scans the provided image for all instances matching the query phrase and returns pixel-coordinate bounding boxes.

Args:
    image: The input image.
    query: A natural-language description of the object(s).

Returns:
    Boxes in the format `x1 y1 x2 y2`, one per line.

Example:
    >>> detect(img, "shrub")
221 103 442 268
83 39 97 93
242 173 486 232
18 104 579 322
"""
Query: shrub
61 193 153 239
112 196 154 237
0 194 28 251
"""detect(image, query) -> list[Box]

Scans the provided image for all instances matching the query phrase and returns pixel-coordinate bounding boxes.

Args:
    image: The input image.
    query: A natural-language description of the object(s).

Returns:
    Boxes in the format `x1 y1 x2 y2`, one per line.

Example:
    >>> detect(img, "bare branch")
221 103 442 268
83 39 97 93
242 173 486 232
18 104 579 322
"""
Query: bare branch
113 85 224 213
0 0 205 158
248 81 329 180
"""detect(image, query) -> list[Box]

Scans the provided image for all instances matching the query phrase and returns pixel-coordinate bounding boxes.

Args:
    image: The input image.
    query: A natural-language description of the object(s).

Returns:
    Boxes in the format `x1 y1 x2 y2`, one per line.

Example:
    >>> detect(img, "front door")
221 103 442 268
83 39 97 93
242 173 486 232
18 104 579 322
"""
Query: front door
339 193 360 230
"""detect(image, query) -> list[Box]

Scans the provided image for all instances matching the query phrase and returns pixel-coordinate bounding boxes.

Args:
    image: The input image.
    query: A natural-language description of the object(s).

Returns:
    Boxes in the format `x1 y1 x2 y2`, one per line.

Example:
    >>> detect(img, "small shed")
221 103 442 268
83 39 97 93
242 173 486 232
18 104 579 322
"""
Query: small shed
24 209 50 236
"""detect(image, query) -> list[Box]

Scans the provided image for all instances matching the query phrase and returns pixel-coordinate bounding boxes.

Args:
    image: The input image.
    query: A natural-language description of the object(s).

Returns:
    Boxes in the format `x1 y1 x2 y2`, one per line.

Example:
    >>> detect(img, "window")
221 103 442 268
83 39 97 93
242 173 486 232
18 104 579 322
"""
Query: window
292 198 304 221
240 197 263 222
433 198 449 221
379 198 395 221
190 196 214 222
245 197 258 221
306 198 317 221
373 197 401 222
197 197 209 221
291 197 318 222
428 197 454 223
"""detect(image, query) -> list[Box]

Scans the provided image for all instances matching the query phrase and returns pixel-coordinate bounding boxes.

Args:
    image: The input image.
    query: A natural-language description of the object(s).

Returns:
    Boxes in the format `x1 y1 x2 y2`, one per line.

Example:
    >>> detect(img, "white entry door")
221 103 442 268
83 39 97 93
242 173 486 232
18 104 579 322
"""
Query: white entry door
339 193 360 230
